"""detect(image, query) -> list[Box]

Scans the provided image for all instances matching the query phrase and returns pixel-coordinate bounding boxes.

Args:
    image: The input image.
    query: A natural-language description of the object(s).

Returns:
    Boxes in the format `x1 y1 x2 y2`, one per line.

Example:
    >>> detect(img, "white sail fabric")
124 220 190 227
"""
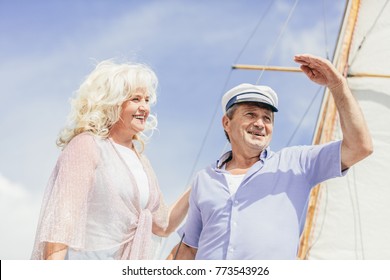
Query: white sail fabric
306 0 390 259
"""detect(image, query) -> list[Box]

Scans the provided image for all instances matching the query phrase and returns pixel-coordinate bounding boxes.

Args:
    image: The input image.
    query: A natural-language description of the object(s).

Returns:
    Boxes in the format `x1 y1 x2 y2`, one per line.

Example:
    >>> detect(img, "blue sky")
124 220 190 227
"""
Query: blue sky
0 0 346 259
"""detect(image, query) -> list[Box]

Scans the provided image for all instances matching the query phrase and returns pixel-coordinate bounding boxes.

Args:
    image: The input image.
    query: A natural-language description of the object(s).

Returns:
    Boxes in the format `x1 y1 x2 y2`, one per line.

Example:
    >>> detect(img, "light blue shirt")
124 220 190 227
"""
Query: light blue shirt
182 141 345 259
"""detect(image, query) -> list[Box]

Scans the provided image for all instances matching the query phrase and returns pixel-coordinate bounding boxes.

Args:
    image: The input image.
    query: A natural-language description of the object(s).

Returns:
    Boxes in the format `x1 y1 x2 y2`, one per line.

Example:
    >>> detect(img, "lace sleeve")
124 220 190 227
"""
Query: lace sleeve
31 133 99 259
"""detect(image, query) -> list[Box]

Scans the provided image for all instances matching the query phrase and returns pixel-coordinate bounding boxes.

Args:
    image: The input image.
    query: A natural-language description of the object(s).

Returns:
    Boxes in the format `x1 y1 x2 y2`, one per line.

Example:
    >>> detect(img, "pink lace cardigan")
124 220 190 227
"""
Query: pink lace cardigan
31 133 168 259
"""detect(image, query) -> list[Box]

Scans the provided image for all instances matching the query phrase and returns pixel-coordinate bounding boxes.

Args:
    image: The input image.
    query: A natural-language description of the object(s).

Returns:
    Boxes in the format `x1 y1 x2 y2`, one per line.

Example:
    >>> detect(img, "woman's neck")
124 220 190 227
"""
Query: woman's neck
109 129 134 149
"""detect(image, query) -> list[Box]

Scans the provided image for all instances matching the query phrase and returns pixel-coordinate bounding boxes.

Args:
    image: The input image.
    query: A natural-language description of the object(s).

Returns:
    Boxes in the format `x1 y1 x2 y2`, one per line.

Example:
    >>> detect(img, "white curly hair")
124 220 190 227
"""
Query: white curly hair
57 59 158 150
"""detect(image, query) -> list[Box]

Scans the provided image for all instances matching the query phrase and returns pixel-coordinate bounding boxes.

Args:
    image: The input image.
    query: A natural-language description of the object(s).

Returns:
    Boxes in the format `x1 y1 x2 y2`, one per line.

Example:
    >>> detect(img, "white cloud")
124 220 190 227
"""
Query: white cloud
0 174 41 259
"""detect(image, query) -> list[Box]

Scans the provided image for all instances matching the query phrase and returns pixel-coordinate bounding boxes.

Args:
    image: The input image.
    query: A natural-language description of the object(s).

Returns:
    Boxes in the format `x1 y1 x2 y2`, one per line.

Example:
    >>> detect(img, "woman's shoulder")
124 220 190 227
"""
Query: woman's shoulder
68 132 97 146
63 132 100 159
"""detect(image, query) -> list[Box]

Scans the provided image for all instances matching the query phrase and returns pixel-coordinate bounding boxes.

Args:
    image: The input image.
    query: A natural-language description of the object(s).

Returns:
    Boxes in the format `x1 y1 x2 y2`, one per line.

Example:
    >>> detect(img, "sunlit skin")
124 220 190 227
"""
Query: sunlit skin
222 104 273 174
109 89 150 149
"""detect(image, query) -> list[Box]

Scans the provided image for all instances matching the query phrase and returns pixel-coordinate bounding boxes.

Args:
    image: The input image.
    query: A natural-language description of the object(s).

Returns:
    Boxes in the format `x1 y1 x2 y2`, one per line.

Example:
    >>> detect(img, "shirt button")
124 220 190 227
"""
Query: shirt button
234 200 239 205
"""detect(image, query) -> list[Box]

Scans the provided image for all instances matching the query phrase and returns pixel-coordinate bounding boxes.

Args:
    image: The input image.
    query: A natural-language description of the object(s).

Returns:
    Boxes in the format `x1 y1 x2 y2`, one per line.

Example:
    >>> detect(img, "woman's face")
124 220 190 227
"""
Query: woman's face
111 89 150 137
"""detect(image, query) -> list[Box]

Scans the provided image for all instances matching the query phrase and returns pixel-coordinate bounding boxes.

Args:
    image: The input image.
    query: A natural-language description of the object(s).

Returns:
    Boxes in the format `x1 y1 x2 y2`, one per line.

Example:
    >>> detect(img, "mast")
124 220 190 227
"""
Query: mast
297 0 361 259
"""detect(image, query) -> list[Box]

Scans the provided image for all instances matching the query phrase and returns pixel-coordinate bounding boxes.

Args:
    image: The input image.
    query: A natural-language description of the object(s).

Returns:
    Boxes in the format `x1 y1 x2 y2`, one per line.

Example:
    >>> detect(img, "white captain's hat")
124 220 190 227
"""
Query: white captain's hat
221 83 278 114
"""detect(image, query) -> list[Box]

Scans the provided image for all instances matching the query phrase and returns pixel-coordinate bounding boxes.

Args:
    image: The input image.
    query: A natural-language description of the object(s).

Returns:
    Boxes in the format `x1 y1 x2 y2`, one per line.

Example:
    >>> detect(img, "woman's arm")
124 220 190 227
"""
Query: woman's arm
43 242 68 260
153 187 191 237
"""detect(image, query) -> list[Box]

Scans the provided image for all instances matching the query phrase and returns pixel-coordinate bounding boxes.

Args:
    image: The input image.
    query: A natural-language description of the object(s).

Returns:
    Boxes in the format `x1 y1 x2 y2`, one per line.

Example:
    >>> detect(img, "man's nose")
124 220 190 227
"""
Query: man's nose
253 118 265 128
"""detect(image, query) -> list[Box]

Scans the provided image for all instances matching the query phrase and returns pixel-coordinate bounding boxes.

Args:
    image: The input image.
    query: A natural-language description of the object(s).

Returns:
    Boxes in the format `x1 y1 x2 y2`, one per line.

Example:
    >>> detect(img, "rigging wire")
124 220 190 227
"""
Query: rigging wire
285 0 331 146
255 0 300 85
233 0 275 65
353 167 365 259
346 167 365 259
285 86 322 146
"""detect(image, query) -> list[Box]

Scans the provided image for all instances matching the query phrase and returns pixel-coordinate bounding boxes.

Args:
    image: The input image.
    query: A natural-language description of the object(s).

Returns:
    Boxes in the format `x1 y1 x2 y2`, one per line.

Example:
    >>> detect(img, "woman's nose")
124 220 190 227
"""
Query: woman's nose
138 102 149 112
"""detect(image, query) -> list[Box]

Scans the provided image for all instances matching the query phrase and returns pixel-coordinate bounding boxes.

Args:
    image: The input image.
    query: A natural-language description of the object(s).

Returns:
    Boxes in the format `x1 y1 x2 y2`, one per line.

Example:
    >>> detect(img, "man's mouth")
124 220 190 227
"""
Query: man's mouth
247 129 264 137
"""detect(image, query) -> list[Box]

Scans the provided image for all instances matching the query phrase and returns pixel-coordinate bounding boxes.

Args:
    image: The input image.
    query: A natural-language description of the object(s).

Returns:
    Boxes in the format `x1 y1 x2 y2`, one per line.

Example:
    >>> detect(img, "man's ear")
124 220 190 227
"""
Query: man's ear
222 115 230 132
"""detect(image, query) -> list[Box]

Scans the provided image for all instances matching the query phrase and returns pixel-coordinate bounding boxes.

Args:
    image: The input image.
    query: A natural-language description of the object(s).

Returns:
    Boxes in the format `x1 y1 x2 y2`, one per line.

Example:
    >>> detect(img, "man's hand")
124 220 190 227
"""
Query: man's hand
294 53 373 169
166 242 197 260
294 54 344 89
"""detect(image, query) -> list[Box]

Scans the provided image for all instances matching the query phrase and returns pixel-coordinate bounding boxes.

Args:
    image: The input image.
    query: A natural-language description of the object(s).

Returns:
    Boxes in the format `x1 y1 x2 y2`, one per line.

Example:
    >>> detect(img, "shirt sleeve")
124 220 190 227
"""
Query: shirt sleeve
31 133 99 259
182 178 202 249
300 140 345 187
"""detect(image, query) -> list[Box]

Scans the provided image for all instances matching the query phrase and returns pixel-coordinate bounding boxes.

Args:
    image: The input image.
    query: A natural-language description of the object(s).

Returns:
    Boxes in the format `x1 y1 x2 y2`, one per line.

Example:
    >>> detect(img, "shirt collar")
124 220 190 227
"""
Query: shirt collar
216 146 272 169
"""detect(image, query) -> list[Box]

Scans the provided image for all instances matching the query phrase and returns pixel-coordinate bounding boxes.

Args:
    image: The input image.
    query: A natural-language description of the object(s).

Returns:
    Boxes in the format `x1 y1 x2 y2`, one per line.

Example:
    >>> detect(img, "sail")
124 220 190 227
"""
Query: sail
299 0 390 259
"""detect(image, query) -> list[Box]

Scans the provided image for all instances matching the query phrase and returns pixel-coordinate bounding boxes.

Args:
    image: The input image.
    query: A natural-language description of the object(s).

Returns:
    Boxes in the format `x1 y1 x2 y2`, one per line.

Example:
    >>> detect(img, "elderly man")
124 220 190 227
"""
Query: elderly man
168 54 372 260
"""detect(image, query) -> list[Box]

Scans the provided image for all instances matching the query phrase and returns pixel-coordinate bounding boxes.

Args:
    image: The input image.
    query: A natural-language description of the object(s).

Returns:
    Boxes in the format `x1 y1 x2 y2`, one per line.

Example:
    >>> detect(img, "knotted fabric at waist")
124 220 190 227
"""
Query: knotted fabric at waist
120 208 153 259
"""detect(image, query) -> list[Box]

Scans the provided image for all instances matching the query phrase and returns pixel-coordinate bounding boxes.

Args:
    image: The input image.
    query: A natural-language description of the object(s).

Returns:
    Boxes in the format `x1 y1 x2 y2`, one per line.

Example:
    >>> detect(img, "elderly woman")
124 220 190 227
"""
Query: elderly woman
31 60 190 260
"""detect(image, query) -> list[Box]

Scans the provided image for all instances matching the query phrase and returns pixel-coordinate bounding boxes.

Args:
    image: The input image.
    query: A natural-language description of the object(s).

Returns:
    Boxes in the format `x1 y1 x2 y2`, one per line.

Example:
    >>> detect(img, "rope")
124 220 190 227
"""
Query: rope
173 233 186 260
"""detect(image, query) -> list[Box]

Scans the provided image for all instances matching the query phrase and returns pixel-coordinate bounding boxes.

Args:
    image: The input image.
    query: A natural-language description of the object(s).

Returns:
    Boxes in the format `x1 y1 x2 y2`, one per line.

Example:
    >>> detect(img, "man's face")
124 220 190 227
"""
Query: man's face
223 103 274 153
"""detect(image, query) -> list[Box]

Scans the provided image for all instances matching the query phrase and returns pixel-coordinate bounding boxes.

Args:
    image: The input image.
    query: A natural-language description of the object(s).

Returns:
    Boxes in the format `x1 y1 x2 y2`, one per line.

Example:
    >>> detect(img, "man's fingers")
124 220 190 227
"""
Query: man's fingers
300 65 314 77
294 54 315 64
